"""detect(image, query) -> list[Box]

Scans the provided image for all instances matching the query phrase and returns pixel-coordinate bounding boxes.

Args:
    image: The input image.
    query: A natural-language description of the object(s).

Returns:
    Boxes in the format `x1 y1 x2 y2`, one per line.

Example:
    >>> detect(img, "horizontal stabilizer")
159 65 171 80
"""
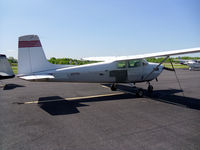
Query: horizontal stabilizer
0 72 15 79
20 75 54 81
0 72 10 76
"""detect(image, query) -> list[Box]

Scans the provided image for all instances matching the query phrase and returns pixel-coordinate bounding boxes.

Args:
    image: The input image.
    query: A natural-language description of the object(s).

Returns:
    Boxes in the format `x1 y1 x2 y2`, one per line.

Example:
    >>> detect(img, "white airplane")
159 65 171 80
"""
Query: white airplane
187 60 200 71
17 35 200 97
177 58 200 71
0 54 15 80
0 54 15 88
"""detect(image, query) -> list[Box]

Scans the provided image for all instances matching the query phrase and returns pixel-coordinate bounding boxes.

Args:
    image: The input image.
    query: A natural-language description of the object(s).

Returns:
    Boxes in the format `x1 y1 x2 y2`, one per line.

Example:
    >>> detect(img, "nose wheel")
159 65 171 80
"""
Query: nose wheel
147 82 153 94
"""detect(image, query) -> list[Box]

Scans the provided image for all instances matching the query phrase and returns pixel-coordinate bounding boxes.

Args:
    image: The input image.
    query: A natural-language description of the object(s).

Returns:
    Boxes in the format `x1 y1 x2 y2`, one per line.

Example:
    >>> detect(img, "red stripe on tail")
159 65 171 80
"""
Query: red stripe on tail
18 40 42 48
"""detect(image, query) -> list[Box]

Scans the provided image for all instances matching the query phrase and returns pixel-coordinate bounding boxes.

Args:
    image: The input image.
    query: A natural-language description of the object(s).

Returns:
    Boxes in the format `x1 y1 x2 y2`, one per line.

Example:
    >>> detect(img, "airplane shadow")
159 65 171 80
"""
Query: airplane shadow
38 96 88 115
38 85 200 116
3 84 25 90
106 84 200 110
38 94 136 115
151 90 200 110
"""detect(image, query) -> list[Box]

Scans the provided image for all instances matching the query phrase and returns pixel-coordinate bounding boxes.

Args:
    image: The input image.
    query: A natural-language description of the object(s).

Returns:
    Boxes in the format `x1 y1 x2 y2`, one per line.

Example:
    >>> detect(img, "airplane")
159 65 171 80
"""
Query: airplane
17 35 200 97
0 54 15 87
0 54 15 80
177 58 195 65
187 60 200 71
176 58 200 71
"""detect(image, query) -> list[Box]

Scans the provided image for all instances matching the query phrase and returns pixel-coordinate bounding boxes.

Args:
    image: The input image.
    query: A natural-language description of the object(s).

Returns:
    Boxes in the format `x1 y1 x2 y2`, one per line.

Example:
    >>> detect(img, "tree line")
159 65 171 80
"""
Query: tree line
48 57 97 65
7 56 200 66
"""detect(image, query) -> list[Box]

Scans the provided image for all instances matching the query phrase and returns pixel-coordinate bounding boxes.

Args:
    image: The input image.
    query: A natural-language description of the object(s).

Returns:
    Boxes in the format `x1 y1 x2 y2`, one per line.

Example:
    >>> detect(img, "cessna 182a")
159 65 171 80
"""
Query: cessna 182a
17 35 200 97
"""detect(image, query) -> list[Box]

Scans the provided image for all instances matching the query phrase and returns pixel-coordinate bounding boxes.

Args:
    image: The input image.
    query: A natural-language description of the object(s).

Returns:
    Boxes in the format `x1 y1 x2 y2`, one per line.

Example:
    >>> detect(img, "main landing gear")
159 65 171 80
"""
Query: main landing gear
135 83 154 97
136 88 144 97
111 83 117 91
110 82 154 97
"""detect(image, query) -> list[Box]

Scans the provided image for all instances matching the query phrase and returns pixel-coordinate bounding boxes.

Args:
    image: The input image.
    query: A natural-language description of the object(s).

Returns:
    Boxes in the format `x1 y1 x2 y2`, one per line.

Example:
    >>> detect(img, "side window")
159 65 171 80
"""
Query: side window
142 59 148 66
117 61 126 68
128 60 141 68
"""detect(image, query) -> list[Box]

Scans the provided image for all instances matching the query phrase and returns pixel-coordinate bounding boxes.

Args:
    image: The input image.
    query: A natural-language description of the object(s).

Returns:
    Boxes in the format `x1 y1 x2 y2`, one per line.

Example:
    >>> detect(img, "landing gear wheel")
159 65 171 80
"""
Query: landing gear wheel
136 88 144 97
111 83 117 91
147 85 153 94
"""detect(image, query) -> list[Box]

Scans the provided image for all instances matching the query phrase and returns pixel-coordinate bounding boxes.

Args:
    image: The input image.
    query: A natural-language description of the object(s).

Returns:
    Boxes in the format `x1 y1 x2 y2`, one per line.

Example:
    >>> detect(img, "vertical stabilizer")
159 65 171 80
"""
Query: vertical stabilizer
18 35 57 75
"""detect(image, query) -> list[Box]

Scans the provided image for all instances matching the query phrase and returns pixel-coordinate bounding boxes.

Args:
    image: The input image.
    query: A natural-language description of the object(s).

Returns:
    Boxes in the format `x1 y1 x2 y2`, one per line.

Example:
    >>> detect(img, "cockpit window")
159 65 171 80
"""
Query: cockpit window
117 61 126 68
128 59 141 68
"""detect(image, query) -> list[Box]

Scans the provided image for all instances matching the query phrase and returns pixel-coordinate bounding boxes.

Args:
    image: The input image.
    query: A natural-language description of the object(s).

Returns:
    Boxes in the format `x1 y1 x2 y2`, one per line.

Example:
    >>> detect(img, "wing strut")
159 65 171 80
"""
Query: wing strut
169 58 184 97
144 56 169 80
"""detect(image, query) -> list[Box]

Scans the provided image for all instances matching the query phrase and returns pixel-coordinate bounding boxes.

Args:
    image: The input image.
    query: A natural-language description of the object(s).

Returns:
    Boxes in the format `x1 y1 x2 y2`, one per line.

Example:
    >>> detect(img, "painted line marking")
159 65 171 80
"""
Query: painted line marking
23 92 125 104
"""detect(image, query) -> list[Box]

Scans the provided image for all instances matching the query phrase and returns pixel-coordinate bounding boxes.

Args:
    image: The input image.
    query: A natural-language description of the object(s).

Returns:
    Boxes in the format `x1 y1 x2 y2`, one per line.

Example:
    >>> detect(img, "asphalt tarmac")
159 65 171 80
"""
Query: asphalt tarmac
0 70 200 150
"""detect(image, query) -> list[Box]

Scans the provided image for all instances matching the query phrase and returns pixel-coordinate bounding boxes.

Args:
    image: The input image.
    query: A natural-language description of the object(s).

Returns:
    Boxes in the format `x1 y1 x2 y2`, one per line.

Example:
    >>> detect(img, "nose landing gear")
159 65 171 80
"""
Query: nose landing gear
147 82 153 95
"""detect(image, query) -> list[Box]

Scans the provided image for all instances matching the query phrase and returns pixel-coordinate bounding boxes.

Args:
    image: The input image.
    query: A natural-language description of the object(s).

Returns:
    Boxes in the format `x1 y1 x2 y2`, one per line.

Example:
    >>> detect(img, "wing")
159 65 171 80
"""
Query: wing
83 47 200 62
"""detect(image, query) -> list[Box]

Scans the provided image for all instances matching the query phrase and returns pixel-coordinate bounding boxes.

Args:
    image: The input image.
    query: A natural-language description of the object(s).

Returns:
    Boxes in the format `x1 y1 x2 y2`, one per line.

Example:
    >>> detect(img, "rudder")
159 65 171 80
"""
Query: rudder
18 35 57 76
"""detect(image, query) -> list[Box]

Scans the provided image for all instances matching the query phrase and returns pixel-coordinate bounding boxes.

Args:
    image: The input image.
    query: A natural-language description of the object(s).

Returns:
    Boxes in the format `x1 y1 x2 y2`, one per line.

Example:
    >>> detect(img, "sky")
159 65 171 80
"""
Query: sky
0 0 200 59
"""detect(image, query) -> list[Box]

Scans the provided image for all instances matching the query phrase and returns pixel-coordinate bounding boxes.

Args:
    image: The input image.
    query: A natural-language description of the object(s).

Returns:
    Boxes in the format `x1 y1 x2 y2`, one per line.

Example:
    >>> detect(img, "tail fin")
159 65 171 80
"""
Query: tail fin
18 35 58 76
0 55 15 79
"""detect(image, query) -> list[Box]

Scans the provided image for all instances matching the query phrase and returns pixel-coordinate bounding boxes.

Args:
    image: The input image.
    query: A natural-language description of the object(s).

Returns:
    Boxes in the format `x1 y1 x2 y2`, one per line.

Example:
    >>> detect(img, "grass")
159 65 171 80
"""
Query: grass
12 66 18 74
163 63 189 69
11 63 188 75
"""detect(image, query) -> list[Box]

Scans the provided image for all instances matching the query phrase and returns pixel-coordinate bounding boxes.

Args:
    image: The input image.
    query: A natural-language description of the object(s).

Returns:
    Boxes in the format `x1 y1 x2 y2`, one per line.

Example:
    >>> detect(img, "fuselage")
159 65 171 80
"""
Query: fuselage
17 35 200 84
34 59 163 83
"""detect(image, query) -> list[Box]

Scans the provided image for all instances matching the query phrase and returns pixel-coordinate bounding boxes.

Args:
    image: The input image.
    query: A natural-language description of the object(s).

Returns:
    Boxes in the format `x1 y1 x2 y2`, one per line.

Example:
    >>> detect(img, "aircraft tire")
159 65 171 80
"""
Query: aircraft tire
148 85 153 94
111 84 117 91
136 88 144 97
